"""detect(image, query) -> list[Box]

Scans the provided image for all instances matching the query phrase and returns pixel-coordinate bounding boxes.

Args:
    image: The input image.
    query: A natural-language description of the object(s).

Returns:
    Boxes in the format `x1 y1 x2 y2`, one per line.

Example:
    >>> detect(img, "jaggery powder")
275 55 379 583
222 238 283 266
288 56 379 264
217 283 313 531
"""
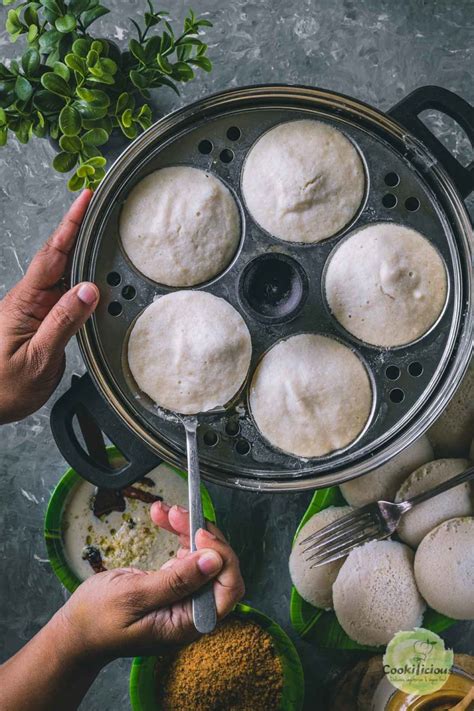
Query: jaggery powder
156 618 284 711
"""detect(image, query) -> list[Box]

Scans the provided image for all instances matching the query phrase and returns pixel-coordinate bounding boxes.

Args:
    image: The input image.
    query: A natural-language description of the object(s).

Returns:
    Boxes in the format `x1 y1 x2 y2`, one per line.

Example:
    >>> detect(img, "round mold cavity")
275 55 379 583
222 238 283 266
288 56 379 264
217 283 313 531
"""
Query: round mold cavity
238 253 308 324
121 285 136 300
226 126 241 141
389 388 405 403
235 438 251 455
240 118 369 247
408 361 423 377
220 148 234 163
198 139 213 154
405 196 420 212
203 430 219 447
384 172 400 187
107 271 121 286
108 301 122 316
225 420 240 437
385 365 400 381
382 192 397 208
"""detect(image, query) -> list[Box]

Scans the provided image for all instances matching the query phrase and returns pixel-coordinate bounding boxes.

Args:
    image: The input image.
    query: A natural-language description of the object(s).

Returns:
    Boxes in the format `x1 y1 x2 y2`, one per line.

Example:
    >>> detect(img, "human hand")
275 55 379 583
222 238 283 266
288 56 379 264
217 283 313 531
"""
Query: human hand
0 190 99 423
56 505 244 663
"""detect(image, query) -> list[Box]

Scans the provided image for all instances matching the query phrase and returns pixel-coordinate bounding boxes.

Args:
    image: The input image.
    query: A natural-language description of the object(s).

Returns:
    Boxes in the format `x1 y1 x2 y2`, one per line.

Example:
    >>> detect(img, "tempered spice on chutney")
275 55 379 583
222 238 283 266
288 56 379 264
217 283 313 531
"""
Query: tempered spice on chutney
156 618 284 711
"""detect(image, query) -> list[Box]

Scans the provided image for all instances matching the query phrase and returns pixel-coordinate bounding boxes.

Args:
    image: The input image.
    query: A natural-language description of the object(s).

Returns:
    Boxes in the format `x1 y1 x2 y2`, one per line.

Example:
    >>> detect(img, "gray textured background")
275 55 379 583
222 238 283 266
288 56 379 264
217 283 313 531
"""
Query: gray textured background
1 1 473 708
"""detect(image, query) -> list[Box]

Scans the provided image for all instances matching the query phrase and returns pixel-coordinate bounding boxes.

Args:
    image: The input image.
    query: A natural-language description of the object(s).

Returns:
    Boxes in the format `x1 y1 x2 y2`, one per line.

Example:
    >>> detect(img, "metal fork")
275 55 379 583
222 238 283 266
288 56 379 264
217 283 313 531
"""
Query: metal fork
301 464 474 567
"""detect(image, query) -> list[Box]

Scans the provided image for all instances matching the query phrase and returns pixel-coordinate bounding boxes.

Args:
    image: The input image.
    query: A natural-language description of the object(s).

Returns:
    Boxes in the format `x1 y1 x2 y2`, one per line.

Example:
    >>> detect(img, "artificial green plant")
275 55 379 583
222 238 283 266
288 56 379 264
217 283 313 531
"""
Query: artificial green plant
0 0 212 189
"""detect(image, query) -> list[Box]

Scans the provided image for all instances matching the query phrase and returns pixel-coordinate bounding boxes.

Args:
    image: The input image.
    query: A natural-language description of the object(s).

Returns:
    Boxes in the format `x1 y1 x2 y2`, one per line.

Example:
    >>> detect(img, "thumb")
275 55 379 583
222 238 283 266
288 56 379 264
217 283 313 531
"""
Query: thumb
31 282 99 356
137 549 223 612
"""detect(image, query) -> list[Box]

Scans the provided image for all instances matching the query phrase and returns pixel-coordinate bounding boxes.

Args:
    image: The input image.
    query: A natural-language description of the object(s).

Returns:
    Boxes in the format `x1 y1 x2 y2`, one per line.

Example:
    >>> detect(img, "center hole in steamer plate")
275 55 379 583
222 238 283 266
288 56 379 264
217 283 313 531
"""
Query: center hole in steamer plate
239 253 308 324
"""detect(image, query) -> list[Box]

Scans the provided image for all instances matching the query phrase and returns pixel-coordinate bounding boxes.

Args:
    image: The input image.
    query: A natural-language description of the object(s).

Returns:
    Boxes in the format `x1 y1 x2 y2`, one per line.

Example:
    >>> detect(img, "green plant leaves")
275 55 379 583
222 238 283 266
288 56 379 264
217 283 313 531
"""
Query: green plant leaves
73 100 108 120
69 0 90 15
53 61 70 81
81 127 108 145
72 38 91 57
38 29 62 54
59 104 81 136
59 134 82 152
64 53 86 76
33 89 66 113
82 5 109 29
67 172 86 191
14 75 33 101
76 86 109 107
41 72 72 97
19 48 40 78
53 150 78 172
55 14 76 33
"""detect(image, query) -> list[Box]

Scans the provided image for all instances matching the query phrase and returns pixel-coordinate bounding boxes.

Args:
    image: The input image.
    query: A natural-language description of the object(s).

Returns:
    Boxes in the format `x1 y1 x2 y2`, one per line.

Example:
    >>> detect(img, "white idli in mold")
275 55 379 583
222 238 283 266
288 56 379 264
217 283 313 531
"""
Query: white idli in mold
241 119 365 243
249 333 372 458
429 358 474 457
414 517 474 620
128 291 252 415
62 463 188 581
289 506 353 610
395 458 472 548
120 166 241 287
332 540 425 646
325 223 448 348
340 435 433 507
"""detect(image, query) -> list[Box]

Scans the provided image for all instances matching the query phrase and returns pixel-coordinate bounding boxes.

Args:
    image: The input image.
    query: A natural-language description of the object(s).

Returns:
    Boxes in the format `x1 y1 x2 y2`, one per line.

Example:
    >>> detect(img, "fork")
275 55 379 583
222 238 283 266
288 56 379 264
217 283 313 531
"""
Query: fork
300 464 474 567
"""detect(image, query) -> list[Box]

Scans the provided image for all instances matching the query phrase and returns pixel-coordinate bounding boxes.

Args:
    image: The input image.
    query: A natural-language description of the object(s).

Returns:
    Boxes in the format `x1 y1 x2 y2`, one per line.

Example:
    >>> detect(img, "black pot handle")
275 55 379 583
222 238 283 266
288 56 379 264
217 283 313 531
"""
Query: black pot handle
50 373 161 489
388 85 474 199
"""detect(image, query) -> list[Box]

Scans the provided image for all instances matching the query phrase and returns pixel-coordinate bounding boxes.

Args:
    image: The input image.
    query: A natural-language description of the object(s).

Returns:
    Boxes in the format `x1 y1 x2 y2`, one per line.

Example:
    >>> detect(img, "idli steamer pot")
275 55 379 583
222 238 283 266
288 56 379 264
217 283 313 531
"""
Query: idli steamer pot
50 84 474 492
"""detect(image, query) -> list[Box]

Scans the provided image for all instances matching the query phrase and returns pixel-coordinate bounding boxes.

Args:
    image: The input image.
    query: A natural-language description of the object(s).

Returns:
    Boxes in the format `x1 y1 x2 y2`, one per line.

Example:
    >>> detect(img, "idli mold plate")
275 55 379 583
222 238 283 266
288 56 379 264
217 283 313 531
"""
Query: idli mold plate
50 85 473 491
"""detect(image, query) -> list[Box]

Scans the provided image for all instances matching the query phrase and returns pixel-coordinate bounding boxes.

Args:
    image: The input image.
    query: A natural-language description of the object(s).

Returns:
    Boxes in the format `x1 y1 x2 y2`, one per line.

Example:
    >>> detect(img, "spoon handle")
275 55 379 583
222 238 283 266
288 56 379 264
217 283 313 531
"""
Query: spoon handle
184 419 217 634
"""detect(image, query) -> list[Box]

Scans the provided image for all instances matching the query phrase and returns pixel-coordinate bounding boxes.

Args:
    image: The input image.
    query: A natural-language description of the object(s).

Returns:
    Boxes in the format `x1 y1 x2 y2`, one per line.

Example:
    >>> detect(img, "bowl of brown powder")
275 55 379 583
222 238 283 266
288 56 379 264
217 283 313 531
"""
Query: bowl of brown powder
129 603 304 711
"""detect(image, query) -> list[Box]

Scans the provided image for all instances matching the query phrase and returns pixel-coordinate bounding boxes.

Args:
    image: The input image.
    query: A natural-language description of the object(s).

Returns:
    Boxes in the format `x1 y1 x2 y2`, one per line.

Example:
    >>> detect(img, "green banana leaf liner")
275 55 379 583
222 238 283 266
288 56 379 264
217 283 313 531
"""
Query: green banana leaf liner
129 602 304 711
289 486 456 650
44 446 216 594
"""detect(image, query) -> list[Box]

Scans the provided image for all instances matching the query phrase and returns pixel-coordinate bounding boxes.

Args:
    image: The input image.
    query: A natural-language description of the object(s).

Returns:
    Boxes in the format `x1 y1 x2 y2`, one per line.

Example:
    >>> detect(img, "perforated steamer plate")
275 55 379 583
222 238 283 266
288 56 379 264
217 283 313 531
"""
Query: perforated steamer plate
71 85 473 491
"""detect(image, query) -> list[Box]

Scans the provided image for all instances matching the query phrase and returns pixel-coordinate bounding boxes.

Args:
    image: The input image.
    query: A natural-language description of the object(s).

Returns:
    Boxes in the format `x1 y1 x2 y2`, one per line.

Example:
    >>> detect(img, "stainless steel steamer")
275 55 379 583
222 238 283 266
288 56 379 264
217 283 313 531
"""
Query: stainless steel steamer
50 85 474 491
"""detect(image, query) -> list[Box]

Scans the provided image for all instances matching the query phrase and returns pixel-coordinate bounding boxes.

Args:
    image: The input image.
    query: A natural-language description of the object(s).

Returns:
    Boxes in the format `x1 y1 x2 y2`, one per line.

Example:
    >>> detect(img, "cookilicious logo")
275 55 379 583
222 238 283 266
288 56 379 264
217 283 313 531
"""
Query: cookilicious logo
383 628 454 695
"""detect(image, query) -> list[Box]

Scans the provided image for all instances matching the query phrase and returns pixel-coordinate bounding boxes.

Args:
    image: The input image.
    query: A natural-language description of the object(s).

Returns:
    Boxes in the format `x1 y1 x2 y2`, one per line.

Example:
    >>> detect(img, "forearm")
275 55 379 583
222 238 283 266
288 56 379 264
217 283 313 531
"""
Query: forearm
0 610 105 711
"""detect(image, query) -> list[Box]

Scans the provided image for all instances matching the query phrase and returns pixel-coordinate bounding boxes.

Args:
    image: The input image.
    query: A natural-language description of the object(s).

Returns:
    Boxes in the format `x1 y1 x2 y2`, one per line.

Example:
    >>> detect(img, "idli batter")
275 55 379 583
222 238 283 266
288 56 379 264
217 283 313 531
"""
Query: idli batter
241 120 365 243
249 333 372 458
128 291 252 415
325 223 447 347
120 166 240 286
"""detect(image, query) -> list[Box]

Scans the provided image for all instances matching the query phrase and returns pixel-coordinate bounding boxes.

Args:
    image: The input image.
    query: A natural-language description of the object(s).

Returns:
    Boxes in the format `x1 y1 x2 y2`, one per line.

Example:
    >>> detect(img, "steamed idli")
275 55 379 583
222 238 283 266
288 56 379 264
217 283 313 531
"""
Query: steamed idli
340 436 433 507
249 334 372 458
414 517 474 620
241 120 365 243
120 166 240 286
429 358 474 457
325 223 447 347
128 291 252 414
333 540 425 646
395 458 472 548
289 506 353 610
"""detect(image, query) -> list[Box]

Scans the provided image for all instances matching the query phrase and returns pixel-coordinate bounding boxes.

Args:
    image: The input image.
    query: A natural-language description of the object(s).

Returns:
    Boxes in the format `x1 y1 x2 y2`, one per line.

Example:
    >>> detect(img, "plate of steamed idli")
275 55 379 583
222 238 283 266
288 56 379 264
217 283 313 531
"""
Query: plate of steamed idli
289 438 474 649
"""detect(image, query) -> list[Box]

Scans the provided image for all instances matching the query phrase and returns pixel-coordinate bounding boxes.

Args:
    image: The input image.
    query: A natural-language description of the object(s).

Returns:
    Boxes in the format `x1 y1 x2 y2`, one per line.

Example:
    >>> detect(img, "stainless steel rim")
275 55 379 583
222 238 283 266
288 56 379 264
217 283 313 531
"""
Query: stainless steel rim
72 84 473 492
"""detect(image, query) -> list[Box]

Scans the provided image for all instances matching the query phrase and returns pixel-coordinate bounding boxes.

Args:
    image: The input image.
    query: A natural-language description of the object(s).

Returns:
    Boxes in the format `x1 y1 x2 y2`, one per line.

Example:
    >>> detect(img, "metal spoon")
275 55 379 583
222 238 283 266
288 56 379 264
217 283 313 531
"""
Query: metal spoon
179 415 217 634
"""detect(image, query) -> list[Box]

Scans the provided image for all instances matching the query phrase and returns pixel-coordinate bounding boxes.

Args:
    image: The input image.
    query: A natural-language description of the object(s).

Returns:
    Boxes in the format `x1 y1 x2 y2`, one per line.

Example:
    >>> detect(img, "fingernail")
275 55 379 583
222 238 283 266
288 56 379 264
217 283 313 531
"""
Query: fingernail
199 528 217 541
77 283 98 306
197 550 222 576
158 501 171 513
172 504 188 514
